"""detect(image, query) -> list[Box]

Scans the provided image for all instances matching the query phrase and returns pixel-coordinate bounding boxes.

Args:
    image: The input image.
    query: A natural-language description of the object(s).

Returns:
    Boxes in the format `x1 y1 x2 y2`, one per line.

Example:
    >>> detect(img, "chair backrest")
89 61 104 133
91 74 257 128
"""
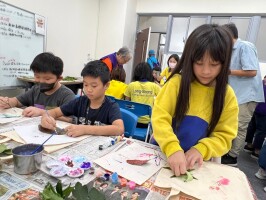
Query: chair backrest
120 108 138 138
106 95 116 101
115 99 152 142
115 99 152 118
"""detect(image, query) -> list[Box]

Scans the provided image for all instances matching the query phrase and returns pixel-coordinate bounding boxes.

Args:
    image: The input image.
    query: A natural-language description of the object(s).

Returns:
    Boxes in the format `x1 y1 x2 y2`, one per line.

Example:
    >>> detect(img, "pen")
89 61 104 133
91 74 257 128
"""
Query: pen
45 109 58 135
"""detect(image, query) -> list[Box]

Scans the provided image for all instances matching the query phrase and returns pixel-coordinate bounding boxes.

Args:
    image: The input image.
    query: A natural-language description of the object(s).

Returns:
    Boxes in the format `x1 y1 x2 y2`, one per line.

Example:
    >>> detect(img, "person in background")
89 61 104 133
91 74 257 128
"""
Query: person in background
120 191 128 200
130 191 140 200
244 75 266 159
147 49 160 69
105 67 127 99
221 23 264 167
254 139 266 192
152 66 161 86
124 62 160 127
100 47 132 72
151 24 238 177
158 54 180 85
40 60 124 137
0 52 75 117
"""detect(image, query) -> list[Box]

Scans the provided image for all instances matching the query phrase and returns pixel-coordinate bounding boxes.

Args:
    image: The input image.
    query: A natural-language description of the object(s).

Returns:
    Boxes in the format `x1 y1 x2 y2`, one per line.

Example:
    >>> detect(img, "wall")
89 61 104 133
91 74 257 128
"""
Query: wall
96 0 137 83
95 0 127 58
122 0 138 82
136 0 266 14
6 0 99 78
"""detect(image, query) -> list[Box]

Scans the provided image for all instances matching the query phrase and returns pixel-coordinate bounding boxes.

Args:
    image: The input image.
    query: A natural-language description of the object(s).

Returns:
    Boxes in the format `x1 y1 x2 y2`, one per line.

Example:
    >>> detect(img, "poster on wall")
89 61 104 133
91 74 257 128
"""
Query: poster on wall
35 14 46 35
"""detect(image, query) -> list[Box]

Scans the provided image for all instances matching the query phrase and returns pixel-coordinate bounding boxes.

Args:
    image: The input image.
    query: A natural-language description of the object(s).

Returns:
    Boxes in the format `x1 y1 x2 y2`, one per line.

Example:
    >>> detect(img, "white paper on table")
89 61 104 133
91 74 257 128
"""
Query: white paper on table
155 162 254 200
94 142 167 185
14 125 80 145
0 108 23 124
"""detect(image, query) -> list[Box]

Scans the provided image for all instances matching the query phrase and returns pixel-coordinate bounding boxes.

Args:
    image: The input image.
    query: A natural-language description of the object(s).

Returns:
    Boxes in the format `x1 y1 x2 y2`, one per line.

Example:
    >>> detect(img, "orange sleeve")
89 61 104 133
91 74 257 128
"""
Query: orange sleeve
102 58 112 71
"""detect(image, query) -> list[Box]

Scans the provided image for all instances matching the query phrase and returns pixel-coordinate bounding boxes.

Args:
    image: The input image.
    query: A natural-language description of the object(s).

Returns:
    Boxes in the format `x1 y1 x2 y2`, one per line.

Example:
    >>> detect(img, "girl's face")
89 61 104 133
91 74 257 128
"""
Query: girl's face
168 57 178 69
193 52 222 87
152 70 160 78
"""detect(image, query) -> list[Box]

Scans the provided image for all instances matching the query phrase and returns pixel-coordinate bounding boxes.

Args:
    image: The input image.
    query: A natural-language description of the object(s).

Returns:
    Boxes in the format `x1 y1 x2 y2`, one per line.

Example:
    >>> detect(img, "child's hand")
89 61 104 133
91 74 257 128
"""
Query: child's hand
41 114 56 131
0 97 11 109
23 106 43 117
65 125 86 137
167 150 187 176
185 148 203 170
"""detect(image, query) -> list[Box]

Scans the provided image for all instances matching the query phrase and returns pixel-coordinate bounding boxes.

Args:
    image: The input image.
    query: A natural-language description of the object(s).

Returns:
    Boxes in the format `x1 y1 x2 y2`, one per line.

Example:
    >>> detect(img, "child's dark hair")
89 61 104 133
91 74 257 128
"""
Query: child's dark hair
167 54 180 66
167 54 180 73
168 24 233 137
153 66 161 72
81 60 110 85
133 62 153 81
223 23 238 39
30 52 63 77
111 67 126 82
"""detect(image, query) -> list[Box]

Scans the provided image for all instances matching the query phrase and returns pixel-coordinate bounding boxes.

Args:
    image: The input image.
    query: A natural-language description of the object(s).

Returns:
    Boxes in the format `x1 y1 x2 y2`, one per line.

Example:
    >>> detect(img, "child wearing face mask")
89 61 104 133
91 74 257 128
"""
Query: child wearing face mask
0 52 75 117
158 54 179 85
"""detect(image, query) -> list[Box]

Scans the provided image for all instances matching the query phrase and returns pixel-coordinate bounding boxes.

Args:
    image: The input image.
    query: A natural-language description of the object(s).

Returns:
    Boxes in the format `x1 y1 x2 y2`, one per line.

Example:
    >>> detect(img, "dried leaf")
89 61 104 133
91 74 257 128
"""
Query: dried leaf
126 159 150 165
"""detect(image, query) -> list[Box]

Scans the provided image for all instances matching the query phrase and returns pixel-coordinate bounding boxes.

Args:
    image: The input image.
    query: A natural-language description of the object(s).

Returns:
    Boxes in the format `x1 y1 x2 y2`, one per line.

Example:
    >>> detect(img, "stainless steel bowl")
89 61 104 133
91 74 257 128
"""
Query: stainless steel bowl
12 143 43 175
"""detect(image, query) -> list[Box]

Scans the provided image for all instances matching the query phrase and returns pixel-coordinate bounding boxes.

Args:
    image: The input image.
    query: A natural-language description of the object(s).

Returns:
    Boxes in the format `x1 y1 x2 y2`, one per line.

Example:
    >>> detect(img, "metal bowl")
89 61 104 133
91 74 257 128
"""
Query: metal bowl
12 143 43 175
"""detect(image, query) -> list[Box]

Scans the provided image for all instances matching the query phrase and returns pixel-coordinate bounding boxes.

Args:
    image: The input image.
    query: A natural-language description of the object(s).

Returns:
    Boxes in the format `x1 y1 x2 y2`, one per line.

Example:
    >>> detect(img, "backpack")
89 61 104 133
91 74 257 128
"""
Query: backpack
148 57 160 69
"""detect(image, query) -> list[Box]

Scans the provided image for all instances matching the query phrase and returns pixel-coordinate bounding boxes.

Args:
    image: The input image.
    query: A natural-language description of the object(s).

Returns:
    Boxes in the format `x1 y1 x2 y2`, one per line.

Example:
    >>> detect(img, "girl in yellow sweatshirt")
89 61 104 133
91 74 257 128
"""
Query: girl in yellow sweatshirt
151 24 239 177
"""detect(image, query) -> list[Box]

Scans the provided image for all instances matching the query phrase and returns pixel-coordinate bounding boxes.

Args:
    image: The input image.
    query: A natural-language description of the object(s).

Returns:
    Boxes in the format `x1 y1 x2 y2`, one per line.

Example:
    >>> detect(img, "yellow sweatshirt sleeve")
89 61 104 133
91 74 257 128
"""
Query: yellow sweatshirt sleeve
152 75 183 157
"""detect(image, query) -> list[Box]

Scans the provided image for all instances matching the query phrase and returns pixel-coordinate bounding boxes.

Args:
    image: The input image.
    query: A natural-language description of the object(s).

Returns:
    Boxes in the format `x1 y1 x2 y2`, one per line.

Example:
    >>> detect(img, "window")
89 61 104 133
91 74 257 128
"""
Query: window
230 17 251 40
169 17 189 53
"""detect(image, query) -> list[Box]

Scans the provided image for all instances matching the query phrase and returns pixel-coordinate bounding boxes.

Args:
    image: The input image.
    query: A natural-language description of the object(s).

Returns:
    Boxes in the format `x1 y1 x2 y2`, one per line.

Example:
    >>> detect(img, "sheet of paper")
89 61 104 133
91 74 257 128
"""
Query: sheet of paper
14 125 81 145
94 142 167 185
0 107 23 124
154 162 254 200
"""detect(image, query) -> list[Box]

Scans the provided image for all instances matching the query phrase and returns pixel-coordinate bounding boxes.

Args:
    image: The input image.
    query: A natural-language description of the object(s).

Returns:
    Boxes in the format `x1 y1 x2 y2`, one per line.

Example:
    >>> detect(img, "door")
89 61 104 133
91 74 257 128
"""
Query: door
132 27 151 79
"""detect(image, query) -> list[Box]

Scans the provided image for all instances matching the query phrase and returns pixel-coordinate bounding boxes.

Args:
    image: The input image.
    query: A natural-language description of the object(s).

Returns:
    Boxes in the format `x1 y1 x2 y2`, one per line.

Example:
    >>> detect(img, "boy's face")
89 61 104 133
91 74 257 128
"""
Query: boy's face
83 76 109 101
34 72 58 83
34 72 62 93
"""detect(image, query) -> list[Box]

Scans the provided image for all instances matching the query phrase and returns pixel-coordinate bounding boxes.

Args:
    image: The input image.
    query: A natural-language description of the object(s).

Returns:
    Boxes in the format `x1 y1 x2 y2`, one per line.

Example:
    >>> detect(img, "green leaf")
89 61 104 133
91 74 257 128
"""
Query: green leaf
56 181 63 197
40 183 64 200
88 188 105 200
0 144 7 153
3 149 12 155
170 170 197 182
184 171 193 182
72 182 89 200
63 185 74 198
163 166 171 170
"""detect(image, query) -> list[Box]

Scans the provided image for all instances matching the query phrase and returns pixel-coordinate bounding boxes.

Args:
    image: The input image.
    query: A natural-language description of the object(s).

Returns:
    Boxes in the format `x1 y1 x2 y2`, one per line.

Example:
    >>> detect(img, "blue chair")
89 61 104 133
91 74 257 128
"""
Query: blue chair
120 108 138 138
115 99 152 142
106 95 116 101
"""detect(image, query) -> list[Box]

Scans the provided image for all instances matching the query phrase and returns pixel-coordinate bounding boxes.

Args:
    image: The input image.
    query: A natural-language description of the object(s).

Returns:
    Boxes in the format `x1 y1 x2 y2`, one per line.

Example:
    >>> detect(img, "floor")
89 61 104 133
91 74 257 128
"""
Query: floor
237 150 265 200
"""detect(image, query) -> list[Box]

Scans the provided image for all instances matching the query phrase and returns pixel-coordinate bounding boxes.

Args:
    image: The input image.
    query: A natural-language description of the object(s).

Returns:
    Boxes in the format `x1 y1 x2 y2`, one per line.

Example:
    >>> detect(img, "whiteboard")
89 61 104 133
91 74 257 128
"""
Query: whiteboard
0 1 45 88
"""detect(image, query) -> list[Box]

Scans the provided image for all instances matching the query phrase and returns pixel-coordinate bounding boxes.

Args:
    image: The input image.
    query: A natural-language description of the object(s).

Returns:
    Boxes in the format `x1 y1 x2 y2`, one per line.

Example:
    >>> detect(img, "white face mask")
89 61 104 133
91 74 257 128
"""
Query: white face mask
169 62 176 69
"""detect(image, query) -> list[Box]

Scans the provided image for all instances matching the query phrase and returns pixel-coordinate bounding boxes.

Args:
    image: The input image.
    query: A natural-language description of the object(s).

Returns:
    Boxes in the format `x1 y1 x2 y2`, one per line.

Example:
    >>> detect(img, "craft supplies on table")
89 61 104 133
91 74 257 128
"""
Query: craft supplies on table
46 155 91 178
94 141 167 185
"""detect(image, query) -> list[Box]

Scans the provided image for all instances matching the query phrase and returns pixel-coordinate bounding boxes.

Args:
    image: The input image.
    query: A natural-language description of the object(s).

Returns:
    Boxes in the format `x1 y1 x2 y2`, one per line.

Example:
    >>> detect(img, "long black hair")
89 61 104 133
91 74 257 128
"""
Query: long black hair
133 62 153 82
168 24 233 136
